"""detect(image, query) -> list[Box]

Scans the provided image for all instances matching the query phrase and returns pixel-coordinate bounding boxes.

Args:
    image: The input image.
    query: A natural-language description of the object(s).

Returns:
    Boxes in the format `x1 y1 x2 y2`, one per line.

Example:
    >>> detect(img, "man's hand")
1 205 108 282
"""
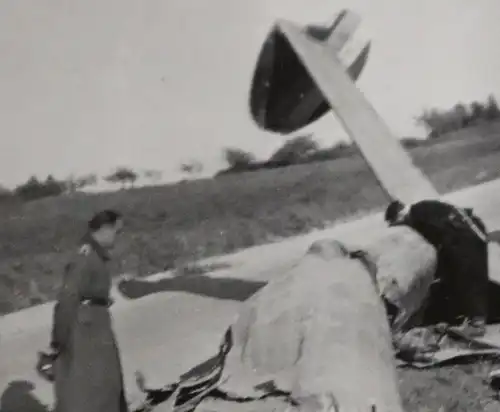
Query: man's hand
36 349 58 382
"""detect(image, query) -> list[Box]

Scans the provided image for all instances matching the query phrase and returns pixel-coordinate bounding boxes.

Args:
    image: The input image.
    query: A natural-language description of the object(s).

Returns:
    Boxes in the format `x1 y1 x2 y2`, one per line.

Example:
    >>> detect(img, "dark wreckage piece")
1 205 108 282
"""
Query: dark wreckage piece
249 9 370 134
133 239 404 412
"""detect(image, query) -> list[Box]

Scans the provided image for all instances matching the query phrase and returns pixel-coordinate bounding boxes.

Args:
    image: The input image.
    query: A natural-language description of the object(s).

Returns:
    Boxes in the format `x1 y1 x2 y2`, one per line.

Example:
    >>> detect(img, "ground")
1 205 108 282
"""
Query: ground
3 123 500 410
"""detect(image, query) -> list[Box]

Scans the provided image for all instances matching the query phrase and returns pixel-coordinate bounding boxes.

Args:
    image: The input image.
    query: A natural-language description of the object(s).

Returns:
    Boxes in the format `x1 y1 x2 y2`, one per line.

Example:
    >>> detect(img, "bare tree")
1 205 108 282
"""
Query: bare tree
104 167 138 189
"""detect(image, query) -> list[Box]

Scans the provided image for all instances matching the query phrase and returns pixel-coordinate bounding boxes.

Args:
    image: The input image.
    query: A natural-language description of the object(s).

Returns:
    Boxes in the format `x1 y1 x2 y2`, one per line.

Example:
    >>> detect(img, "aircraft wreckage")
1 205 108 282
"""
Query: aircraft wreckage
32 9 500 412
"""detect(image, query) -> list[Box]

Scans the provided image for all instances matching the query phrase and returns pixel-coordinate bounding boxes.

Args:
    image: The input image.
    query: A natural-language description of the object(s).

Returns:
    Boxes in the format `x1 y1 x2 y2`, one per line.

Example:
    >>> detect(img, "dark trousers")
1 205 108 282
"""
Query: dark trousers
437 229 488 322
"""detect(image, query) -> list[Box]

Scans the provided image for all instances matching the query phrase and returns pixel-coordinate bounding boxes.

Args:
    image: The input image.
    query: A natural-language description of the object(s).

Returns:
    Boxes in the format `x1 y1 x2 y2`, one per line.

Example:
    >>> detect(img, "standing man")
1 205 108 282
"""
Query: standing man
48 209 128 412
384 199 489 338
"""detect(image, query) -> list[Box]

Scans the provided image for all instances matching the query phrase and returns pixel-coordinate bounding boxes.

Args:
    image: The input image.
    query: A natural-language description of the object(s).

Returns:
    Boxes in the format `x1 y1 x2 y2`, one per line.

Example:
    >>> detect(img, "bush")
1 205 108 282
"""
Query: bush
14 176 65 201
417 95 500 138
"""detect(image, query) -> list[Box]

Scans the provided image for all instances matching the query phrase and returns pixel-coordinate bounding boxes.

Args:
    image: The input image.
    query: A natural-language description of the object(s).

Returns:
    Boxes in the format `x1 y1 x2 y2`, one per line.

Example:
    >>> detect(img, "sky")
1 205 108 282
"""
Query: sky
1 0 500 189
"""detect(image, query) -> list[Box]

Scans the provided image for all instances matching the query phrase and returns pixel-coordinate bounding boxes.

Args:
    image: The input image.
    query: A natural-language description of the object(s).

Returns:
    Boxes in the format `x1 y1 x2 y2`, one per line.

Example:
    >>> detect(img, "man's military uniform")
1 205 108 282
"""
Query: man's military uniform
51 234 128 412
391 200 489 328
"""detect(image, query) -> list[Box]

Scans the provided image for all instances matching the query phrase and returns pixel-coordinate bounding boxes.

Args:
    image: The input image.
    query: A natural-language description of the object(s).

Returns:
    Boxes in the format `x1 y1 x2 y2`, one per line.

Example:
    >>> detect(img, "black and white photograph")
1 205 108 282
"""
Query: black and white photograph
1 0 500 411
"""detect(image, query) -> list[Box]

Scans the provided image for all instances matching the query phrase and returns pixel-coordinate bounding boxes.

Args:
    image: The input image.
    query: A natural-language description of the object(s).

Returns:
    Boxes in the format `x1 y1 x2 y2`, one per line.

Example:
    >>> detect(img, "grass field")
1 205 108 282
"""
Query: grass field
3 123 500 411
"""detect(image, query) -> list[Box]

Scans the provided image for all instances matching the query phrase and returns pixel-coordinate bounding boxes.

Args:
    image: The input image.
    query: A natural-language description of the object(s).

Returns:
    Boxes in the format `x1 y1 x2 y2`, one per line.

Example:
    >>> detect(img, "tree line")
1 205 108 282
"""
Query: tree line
218 135 415 176
416 94 500 138
1 168 163 202
2 95 499 201
219 95 500 175
0 161 208 203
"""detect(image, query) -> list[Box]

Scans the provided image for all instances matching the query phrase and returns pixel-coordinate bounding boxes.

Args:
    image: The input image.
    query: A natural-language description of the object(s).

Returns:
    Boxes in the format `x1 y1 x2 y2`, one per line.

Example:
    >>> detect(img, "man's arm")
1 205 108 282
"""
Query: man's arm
50 259 84 351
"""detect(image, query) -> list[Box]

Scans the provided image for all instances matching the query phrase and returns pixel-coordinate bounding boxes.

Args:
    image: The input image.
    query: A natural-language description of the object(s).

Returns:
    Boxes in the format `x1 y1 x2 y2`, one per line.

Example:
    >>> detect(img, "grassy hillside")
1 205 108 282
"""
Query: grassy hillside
2 123 500 315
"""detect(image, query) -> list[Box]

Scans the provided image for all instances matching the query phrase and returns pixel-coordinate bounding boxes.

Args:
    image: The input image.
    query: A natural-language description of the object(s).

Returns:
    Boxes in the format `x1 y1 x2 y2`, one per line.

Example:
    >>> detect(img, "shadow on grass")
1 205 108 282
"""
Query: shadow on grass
118 274 267 302
0 380 49 412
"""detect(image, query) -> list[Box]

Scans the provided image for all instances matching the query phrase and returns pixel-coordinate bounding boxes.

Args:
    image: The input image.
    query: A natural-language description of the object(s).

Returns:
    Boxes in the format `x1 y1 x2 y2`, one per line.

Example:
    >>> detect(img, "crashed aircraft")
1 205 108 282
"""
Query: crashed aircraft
131 9 500 412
